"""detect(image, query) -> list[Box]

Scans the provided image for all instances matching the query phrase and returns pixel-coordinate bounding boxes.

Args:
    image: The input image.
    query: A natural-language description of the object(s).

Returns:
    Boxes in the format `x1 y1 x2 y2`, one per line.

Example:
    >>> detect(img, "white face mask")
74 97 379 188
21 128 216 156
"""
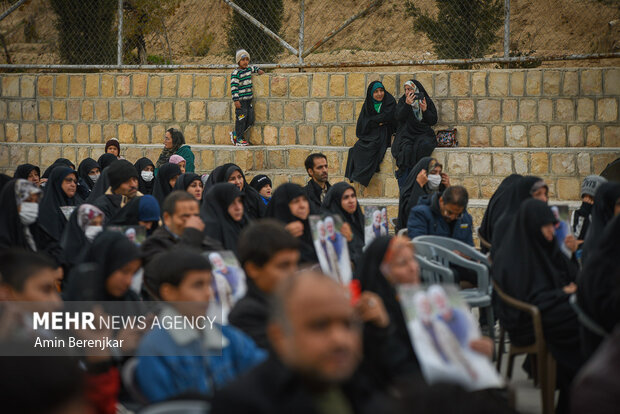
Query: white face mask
89 173 100 183
427 174 442 190
19 202 39 225
84 225 103 242
141 171 154 182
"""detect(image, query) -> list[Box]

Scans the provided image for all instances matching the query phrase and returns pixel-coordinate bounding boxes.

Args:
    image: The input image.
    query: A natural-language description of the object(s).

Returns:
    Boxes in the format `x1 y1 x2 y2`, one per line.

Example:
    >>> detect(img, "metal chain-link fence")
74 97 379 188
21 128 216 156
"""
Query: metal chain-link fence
0 0 618 68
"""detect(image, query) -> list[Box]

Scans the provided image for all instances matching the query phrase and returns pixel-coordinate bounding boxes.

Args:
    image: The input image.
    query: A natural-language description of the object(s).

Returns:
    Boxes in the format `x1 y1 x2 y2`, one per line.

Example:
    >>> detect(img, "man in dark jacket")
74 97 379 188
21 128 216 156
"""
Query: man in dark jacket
92 159 142 221
407 185 474 246
229 220 300 349
211 270 394 414
141 191 221 297
303 153 331 213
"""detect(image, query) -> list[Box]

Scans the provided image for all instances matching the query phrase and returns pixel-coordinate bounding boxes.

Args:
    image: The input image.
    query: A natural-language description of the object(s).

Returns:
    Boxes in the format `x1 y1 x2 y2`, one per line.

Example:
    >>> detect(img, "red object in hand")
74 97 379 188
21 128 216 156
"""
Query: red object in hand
349 280 361 305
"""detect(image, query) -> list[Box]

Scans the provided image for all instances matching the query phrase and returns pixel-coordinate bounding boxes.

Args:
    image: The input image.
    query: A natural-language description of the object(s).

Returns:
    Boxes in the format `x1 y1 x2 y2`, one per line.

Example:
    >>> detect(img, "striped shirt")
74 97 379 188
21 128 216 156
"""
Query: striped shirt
230 65 260 101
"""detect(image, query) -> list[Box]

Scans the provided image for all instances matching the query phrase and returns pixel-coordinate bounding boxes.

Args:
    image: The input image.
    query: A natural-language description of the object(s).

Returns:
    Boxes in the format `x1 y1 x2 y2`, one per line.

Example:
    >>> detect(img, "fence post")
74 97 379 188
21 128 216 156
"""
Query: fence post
299 0 304 67
117 0 123 66
504 0 510 64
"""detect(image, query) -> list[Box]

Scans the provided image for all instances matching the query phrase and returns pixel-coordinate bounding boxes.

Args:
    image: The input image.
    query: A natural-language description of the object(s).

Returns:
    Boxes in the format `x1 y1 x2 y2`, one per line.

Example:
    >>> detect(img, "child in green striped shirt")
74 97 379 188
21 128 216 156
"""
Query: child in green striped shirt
230 49 264 146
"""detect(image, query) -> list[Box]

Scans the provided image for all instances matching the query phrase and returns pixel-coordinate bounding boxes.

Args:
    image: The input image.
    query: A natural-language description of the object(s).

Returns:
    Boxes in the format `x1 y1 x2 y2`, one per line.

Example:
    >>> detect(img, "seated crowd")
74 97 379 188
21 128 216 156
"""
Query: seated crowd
0 79 619 414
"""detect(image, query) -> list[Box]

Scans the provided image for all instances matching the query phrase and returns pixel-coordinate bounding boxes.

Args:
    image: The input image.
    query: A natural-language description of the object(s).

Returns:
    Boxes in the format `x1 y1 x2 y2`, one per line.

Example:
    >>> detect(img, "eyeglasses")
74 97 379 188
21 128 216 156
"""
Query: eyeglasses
442 209 463 220
63 178 78 184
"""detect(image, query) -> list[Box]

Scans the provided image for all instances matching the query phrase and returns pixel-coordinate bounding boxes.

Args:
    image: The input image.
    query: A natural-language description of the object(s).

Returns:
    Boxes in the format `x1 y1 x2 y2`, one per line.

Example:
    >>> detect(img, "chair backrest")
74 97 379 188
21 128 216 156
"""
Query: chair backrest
569 294 609 338
492 280 545 343
415 254 455 285
121 357 149 405
397 228 408 236
412 240 490 295
413 235 490 267
138 400 211 414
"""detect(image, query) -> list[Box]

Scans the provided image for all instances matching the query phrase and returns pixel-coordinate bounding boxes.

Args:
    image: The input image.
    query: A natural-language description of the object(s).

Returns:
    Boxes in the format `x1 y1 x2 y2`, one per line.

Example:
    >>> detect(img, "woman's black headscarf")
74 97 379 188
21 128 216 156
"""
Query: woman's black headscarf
578 214 620 356
321 182 365 269
0 174 11 194
355 235 422 383
478 174 523 250
64 231 141 301
156 128 185 169
345 81 396 187
396 156 443 230
77 158 100 191
203 163 266 219
492 199 578 340
97 153 118 171
42 158 75 179
152 163 181 207
0 179 39 250
134 157 155 195
36 167 78 242
14 164 40 180
173 173 202 192
200 183 249 256
581 182 620 264
266 183 318 264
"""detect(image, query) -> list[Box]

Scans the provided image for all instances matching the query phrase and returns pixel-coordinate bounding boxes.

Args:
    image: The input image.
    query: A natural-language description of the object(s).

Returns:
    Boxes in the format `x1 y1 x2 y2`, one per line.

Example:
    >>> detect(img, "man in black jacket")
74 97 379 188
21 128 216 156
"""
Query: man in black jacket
211 270 394 414
303 153 331 213
92 160 142 221
141 191 221 297
228 220 300 349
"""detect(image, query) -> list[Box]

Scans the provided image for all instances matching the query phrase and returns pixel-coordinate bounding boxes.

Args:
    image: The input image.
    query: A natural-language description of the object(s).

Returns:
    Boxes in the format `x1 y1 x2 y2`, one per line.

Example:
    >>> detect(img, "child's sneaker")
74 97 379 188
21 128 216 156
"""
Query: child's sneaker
235 138 249 147
229 131 236 145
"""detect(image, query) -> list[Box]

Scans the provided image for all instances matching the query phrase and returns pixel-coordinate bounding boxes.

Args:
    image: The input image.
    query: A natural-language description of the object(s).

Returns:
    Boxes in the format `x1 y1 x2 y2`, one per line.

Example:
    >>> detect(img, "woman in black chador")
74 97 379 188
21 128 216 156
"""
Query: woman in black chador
345 81 396 187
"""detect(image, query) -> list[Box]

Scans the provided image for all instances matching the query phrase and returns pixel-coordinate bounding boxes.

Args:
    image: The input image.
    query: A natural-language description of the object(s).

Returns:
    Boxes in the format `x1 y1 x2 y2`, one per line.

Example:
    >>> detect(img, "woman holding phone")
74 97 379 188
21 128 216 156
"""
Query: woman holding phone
391 79 438 191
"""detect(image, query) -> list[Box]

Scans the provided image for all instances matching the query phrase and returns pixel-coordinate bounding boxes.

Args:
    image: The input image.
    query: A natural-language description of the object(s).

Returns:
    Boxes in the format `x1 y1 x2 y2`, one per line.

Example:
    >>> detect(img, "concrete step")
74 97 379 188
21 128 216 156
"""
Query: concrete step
1 143 617 200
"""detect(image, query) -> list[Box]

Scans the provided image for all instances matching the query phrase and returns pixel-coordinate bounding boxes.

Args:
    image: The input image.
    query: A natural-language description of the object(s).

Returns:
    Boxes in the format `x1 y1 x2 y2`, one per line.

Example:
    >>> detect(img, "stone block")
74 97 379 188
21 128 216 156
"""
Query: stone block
8 102 20 120
53 101 66 120
35 124 46 142
347 73 366 97
41 146 61 168
290 75 309 97
93 101 107 121
85 74 99 97
118 123 134 143
514 152 528 175
345 125 357 146
214 125 231 145
109 101 122 120
201 150 215 171
446 152 469 174
510 71 525 96
472 72 486 95
174 101 187 122
312 73 328 97
252 75 268 97
61 124 74 143
183 124 197 145
506 125 527 147
123 101 142 121
271 76 288 97
581 69 602 95
415 73 433 93
148 76 161 97
89 124 102 143
267 149 285 169
316 126 328 146
133 74 148 96
101 75 114 97
568 126 584 147
321 101 336 123
529 125 547 147
563 71 579 95
593 153 618 174
603 126 620 147
597 98 618 122
531 152 548 174
338 101 354 122
67 101 80 121
198 125 213 144
329 126 344 146
489 72 509 96
284 101 304 122
306 101 320 123
80 101 93 121
21 76 35 98
298 125 314 145
551 153 575 174
254 101 267 122
526 71 542 96
470 153 491 175
538 99 553 122
555 99 574 121
207 101 229 121
213 76 229 98
162 75 177 97
577 98 595 121
26 146 40 164
492 153 512 175
549 126 566 147
2 75 19 97
178 74 193 98
457 100 474 121
4 123 17 142
75 123 88 143
477 99 500 122
604 68 620 95
103 124 116 140
20 123 34 142
289 149 310 168
557 178 580 200
156 101 173 121
263 126 278 146
189 101 206 121
136 124 149 144
279 126 296 145
269 101 283 122
585 125 601 147
577 153 590 175
329 75 345 97
491 126 505 147
214 150 232 166
449 72 469 96
543 71 561 95
439 100 454 122
519 99 537 121
48 124 60 141
469 126 489 147
382 75 396 95
67 75 82 97
38 75 53 96
194 75 210 98
502 99 517 122
55 75 68 97
435 73 448 97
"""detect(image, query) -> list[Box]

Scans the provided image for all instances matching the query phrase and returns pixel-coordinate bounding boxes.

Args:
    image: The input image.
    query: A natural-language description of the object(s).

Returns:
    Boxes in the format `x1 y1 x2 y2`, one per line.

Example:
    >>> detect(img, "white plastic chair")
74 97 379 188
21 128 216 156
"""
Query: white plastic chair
138 400 210 414
415 254 455 284
413 235 490 267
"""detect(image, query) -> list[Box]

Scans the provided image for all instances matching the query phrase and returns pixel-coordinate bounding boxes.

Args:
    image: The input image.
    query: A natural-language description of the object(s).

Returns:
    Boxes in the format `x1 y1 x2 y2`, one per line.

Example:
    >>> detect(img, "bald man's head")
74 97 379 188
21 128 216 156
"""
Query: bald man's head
268 271 362 385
